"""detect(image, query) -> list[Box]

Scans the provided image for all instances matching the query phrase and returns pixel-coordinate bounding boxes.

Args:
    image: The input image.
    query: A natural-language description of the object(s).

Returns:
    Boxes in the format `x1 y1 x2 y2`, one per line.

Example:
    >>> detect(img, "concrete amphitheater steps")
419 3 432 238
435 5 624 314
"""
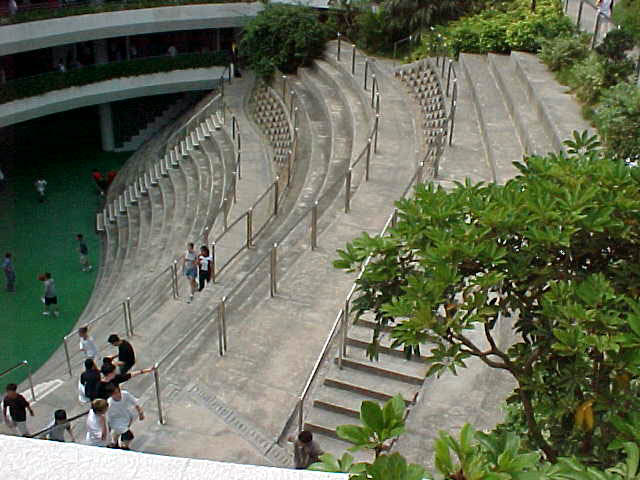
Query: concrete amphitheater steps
121 44 421 461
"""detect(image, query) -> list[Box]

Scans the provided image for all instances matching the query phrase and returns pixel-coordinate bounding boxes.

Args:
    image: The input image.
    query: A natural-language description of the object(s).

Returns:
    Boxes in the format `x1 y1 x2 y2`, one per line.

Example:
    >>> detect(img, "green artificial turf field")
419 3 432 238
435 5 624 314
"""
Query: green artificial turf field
0 107 129 387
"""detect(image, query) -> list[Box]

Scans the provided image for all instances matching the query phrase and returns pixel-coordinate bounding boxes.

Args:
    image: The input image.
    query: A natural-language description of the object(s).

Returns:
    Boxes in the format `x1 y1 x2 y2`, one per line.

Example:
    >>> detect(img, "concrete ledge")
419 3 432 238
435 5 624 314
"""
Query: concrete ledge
0 3 262 56
0 434 346 480
0 66 225 127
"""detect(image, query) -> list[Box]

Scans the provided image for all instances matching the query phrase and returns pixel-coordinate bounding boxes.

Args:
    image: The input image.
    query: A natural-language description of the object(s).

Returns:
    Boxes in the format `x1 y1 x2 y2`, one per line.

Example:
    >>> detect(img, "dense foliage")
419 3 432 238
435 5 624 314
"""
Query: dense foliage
0 51 229 104
593 82 640 162
416 0 573 57
335 136 640 466
240 5 330 80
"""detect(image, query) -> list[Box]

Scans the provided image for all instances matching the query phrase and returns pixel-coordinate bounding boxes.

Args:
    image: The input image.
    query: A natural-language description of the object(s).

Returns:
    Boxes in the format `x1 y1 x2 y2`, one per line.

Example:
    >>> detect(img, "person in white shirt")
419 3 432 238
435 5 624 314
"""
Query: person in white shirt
106 384 143 450
85 399 109 447
78 326 98 360
197 245 213 291
182 243 198 303
34 178 47 203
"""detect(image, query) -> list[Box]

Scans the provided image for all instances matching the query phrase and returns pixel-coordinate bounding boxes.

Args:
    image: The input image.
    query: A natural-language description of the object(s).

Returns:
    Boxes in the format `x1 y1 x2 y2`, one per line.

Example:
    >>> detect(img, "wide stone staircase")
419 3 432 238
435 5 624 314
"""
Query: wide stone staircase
13 40 595 469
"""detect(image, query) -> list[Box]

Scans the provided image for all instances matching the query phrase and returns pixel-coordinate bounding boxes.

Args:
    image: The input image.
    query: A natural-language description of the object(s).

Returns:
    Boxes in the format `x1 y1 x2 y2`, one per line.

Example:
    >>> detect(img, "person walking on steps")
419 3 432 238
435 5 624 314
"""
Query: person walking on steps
288 430 324 469
40 272 59 316
3 252 15 292
197 245 213 292
77 234 92 272
34 177 47 203
106 334 136 375
106 383 144 450
2 383 34 436
182 242 197 303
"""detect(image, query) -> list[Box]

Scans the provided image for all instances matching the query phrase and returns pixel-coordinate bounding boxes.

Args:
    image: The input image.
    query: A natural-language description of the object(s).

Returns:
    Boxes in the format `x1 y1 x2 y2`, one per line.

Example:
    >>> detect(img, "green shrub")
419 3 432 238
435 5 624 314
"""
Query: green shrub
612 0 640 45
421 0 575 57
539 34 589 71
354 8 396 53
595 28 635 61
0 51 229 104
593 82 640 161
570 53 608 104
240 5 330 80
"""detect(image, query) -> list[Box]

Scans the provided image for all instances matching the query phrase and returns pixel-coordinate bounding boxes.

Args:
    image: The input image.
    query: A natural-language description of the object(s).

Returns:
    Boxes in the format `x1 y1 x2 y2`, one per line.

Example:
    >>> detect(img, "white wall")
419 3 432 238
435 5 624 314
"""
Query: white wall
0 3 263 56
0 434 347 480
0 66 226 128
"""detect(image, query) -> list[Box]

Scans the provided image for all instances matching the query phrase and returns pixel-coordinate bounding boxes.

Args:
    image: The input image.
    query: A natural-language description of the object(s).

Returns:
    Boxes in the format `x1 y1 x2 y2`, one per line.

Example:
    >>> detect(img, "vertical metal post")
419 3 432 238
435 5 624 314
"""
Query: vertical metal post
375 92 380 114
297 397 304 433
63 338 72 377
446 60 453 96
576 0 584 27
122 301 130 336
217 303 224 356
24 361 36 402
223 198 229 230
311 201 318 251
418 160 425 185
270 243 277 297
237 132 242 155
211 242 216 283
126 297 133 335
246 209 253 248
293 107 298 129
370 75 376 108
290 91 295 116
351 44 356 75
233 172 237 204
365 139 372 182
343 299 349 357
221 296 228 352
153 364 165 425
591 13 602 49
220 75 224 99
374 114 379 155
391 208 398 228
287 150 293 186
228 65 232 82
345 168 352 213
237 151 242 180
274 179 279 216
173 260 180 298
282 75 287 100
449 102 456 147
232 115 236 139
441 56 446 77
337 309 344 370
364 60 369 90
337 33 341 61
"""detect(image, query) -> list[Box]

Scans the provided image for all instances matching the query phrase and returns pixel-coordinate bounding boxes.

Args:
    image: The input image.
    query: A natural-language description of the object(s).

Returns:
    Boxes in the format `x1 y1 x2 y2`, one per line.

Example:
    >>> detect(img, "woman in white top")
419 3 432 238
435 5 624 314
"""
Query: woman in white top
85 399 109 446
197 245 213 292
183 243 198 303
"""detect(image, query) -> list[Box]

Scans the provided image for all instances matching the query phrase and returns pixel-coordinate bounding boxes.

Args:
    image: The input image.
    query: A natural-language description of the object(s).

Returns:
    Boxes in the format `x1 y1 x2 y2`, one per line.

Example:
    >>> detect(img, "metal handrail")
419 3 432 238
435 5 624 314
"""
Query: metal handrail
0 360 36 402
27 410 89 439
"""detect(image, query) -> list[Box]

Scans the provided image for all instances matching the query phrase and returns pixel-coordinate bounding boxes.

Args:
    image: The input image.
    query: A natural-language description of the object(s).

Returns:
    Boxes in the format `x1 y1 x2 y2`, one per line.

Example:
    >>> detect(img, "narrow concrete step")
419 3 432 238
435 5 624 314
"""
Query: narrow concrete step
305 406 359 439
335 357 425 386
342 345 429 379
510 51 593 152
488 53 556 157
303 429 375 463
460 53 522 184
346 323 429 362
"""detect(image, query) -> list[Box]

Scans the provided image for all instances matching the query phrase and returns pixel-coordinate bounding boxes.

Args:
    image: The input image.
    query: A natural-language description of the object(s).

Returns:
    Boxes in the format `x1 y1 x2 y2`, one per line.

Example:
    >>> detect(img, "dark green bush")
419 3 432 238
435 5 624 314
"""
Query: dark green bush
240 5 330 80
569 52 634 105
593 82 640 161
612 0 640 45
539 34 589 71
353 8 396 53
595 28 635 61
0 51 229 104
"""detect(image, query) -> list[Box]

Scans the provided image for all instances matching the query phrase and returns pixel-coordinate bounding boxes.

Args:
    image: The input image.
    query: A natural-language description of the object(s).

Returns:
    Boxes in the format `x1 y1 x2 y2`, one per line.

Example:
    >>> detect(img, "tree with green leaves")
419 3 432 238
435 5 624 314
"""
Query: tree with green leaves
239 4 330 80
382 0 475 34
334 132 640 465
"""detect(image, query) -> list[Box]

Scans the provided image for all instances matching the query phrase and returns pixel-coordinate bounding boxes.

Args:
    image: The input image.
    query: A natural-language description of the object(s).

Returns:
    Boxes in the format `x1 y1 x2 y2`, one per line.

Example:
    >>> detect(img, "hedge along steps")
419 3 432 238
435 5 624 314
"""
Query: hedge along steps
487 53 557 158
459 53 523 184
510 51 593 152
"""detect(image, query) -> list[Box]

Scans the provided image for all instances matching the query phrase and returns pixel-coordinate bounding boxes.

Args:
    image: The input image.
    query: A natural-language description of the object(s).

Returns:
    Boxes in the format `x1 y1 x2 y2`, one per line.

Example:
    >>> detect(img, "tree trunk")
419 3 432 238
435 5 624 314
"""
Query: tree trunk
518 383 557 462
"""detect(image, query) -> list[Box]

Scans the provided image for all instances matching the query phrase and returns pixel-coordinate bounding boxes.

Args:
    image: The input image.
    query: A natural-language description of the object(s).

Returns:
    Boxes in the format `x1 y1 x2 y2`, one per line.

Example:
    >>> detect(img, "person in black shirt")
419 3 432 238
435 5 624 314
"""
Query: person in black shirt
106 334 136 374
95 363 153 400
80 359 101 401
2 383 34 436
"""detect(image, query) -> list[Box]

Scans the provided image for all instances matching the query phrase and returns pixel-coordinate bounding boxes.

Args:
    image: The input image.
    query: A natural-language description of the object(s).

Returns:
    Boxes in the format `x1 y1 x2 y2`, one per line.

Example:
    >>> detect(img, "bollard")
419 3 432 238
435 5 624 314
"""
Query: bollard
311 201 318 251
122 301 130 336
337 33 342 61
591 13 602 48
153 364 165 425
364 60 369 90
365 139 372 182
371 75 376 108
274 178 280 216
270 243 278 297
374 115 380 155
345 168 352 213
63 338 73 377
246 209 253 248
297 397 304 433
351 44 356 75
24 361 36 402
126 297 133 335
211 242 216 283
576 0 583 27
